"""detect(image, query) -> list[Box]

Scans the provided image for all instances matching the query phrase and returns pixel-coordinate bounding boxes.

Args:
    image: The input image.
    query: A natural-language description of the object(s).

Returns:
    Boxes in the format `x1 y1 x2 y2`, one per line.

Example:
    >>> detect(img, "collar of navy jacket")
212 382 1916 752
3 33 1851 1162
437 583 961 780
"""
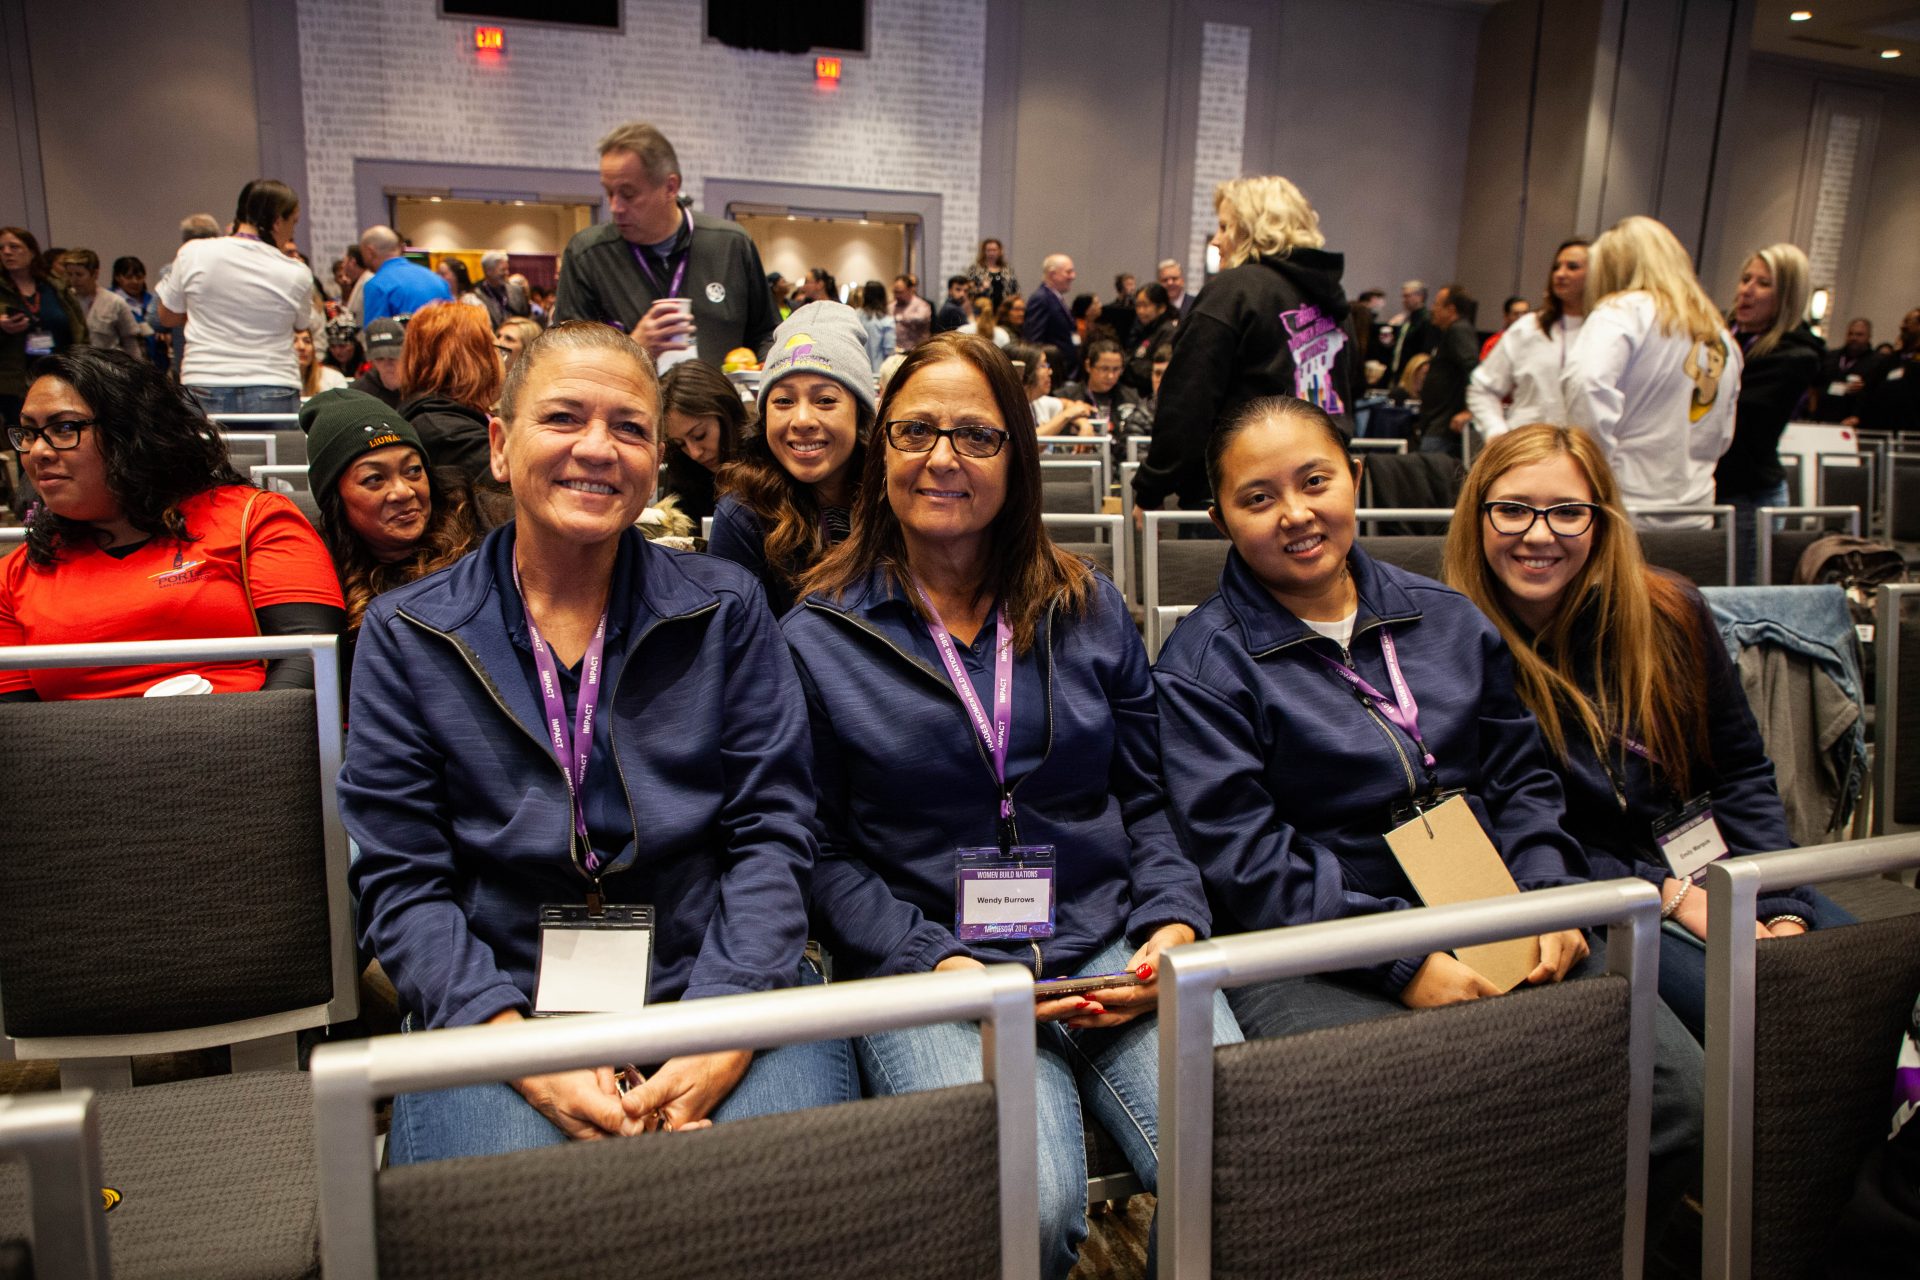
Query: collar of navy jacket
1214 541 1422 656
393 521 724 740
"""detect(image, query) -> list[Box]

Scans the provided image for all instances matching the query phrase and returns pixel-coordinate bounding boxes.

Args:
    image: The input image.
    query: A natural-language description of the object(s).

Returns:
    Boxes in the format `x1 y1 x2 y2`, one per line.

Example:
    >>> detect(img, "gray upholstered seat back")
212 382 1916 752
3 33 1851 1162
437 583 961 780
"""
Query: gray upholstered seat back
1155 541 1229 608
1769 528 1833 584
1358 535 1445 580
1053 541 1114 580
0 690 333 1038
1209 978 1631 1279
374 1085 1001 1280
1749 915 1920 1277
1640 529 1729 586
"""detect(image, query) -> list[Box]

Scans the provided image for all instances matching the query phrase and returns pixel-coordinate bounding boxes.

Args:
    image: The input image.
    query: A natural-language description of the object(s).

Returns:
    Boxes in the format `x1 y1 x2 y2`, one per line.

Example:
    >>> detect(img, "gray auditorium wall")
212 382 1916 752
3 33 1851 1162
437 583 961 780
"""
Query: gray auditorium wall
997 0 1484 312
1710 55 1920 339
15 0 264 281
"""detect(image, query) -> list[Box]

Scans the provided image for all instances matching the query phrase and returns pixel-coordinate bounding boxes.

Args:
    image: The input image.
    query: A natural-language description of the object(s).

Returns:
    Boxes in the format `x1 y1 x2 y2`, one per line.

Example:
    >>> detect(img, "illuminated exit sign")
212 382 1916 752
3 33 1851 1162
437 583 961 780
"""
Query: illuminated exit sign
474 26 506 52
815 56 842 83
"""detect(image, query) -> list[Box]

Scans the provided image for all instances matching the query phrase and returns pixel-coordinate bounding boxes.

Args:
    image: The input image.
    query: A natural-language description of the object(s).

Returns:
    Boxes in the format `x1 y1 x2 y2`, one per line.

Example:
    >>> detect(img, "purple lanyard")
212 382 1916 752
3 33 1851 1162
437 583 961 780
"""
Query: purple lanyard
516 568 610 874
914 582 1014 823
1315 629 1436 769
629 211 690 298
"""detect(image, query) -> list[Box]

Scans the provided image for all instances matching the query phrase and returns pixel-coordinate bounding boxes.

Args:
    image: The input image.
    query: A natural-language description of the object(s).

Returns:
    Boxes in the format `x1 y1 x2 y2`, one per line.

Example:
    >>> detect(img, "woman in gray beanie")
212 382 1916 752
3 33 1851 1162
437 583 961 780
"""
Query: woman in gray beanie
710 301 877 614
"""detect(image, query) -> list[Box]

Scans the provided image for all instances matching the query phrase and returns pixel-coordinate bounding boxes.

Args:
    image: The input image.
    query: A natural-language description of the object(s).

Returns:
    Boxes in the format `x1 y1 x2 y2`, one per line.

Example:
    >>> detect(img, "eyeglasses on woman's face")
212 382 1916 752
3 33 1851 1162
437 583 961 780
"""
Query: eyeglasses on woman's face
884 419 1009 458
7 419 96 452
1481 500 1598 538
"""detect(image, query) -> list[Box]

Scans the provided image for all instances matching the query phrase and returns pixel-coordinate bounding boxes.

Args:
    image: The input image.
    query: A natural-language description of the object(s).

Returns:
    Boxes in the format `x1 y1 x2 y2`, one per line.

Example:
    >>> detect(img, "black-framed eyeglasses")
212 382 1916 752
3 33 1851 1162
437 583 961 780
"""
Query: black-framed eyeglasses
884 419 1009 458
7 420 96 452
1481 500 1600 537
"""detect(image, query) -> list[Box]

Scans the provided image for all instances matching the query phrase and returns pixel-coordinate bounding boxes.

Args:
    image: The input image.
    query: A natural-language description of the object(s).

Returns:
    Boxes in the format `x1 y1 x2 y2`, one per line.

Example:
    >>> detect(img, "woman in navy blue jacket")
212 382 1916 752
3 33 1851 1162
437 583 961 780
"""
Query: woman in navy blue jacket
340 322 853 1163
710 301 875 615
1442 422 1828 1039
1154 396 1705 1243
784 332 1238 1280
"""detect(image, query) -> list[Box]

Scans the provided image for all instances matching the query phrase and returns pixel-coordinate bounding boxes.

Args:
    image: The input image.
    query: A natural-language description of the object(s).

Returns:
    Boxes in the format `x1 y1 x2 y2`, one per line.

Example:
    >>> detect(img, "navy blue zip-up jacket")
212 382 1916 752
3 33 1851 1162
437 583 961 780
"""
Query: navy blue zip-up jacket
783 567 1210 979
1154 547 1586 993
340 522 818 1029
1547 575 1812 923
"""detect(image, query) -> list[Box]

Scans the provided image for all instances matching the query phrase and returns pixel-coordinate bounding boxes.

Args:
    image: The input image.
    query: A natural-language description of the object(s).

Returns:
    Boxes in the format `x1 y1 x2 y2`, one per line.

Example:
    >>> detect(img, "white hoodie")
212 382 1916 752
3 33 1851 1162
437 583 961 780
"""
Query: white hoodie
1561 291 1740 521
1468 312 1583 437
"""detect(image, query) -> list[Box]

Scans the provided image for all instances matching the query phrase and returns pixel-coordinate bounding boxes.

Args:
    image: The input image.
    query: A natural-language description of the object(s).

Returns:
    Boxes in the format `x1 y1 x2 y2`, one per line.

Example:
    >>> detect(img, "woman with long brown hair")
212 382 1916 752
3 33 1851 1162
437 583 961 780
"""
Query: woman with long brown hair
398 300 501 485
1466 237 1589 437
785 331 1235 1279
709 302 875 614
1443 422 1828 1039
301 388 501 637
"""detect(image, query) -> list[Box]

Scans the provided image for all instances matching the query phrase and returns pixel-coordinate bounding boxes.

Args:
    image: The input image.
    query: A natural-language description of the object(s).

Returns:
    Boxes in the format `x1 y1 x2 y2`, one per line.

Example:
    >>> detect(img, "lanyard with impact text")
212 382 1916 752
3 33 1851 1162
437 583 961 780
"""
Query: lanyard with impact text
915 582 1016 853
1315 629 1439 775
517 567 612 894
629 210 692 299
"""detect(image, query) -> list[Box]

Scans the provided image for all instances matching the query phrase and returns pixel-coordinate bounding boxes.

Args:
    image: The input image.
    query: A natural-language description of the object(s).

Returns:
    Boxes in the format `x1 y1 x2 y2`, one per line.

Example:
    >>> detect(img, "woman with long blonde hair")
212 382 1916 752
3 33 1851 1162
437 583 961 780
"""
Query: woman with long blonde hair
1718 243 1822 581
1561 215 1740 524
1443 422 1830 1039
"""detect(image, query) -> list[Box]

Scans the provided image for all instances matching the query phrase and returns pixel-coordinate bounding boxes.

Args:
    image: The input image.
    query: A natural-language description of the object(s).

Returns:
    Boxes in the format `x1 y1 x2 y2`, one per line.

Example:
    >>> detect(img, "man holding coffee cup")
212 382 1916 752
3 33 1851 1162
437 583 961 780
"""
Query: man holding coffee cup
554 122 779 368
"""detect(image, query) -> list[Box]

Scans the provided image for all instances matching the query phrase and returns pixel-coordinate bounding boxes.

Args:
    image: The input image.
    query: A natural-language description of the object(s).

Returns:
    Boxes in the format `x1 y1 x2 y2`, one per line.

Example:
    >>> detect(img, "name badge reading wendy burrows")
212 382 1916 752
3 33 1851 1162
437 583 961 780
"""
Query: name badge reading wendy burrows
955 846 1056 942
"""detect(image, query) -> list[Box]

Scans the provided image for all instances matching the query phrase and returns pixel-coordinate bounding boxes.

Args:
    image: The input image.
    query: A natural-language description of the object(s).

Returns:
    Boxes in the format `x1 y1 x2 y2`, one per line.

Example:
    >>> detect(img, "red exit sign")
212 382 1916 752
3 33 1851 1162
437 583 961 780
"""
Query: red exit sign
474 26 505 52
815 56 842 83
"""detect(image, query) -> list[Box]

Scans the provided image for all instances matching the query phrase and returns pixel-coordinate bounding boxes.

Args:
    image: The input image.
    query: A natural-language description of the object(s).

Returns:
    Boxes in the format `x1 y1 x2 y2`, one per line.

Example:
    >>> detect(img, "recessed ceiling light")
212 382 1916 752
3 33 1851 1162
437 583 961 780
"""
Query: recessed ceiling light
1789 10 1812 21
1881 48 1902 58
428 196 442 203
513 200 525 206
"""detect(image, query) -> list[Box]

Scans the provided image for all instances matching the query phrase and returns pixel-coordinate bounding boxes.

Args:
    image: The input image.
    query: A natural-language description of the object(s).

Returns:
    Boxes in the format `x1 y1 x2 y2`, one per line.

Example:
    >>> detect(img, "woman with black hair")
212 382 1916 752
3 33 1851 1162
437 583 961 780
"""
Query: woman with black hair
435 257 490 314
1124 282 1177 397
0 347 345 700
709 302 876 615
1 226 86 426
659 359 747 522
153 178 321 418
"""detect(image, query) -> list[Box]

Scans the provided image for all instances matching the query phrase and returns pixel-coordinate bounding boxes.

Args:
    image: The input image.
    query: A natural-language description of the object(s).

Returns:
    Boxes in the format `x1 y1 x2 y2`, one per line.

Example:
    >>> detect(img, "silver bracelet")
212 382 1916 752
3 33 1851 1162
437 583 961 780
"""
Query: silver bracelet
1765 914 1810 932
1661 879 1693 920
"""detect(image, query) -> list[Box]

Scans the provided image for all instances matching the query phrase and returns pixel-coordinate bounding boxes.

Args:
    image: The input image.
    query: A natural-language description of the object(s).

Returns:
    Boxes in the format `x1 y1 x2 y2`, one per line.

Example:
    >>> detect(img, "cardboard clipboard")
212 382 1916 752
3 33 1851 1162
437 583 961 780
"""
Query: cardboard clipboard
1384 794 1541 993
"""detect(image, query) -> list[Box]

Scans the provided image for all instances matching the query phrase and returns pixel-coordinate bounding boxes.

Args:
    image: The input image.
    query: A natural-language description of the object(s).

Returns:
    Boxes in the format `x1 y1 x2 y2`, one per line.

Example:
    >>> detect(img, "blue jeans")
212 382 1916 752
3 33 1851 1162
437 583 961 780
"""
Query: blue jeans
387 961 860 1165
1656 888 1854 1041
1227 934 1704 1244
856 937 1243 1280
1418 425 1460 456
1723 477 1793 584
187 384 300 418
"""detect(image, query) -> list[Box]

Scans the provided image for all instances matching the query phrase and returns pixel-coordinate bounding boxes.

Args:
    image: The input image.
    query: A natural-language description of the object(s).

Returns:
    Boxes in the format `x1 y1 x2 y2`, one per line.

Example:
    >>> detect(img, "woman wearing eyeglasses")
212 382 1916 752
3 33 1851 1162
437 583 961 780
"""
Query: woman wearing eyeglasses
0 347 344 701
1152 399 1705 1249
783 332 1236 1280
1443 423 1826 1040
710 303 876 615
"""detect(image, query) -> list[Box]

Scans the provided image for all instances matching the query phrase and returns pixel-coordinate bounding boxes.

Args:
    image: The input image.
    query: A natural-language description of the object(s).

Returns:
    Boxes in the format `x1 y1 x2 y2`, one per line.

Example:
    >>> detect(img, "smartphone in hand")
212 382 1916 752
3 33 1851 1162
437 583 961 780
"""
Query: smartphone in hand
1033 971 1140 1000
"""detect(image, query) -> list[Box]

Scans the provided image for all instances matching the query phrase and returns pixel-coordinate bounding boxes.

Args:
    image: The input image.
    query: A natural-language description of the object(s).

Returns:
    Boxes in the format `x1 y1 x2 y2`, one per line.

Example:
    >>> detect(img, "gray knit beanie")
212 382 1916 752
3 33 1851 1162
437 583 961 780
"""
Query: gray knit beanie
756 301 877 419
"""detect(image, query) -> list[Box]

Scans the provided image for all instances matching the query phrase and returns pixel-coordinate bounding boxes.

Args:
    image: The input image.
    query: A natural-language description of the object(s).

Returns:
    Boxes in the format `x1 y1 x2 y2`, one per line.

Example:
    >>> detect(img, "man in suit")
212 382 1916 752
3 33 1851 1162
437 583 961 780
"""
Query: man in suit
1416 283 1479 458
475 251 531 331
1157 259 1194 320
1024 253 1081 381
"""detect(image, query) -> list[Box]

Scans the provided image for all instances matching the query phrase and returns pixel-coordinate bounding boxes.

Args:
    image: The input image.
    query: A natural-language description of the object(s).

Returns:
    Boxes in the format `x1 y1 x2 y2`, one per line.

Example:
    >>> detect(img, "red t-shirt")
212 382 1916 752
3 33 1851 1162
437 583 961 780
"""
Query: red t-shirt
0 486 345 700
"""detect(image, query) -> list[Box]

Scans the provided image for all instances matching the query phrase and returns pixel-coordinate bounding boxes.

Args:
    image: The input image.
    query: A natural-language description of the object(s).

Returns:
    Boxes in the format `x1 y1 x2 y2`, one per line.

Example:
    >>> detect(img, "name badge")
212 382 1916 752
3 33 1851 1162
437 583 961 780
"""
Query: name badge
955 846 1055 942
1383 793 1538 993
1889 367 1906 382
655 346 697 374
1827 381 1852 398
24 328 53 357
1651 797 1729 881
533 903 653 1016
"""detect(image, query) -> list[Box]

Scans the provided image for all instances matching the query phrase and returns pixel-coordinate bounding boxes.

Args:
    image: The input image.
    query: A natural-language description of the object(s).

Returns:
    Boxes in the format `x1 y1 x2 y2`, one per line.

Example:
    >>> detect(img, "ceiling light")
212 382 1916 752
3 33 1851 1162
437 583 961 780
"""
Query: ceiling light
1881 48 1901 58
1789 10 1811 20
428 196 442 203
513 200 525 206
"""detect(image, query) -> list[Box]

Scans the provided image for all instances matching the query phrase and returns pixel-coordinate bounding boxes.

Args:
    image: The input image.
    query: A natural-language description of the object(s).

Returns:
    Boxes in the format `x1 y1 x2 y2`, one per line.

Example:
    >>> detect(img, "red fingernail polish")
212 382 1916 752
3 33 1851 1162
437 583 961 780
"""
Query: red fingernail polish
1136 963 1154 979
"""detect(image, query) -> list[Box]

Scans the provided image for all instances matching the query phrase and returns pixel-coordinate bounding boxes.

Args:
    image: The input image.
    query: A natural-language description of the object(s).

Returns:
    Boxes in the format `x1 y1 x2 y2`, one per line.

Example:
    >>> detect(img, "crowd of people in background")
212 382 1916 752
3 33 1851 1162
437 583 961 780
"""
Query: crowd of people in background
3 112 1919 1276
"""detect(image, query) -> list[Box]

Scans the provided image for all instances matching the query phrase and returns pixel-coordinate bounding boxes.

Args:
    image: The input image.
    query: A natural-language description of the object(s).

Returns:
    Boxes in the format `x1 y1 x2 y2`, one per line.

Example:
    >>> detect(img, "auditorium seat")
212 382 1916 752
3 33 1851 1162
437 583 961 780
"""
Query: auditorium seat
1156 879 1661 1277
1875 584 1920 836
1755 505 1861 584
0 1090 110 1279
312 966 1042 1279
1702 835 1920 1279
0 635 356 1280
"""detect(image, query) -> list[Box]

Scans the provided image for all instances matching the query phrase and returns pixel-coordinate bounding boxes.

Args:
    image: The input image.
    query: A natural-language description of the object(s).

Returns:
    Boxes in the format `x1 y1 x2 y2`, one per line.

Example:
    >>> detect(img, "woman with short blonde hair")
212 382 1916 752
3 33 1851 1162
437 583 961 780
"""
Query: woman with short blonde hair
1211 175 1326 270
1716 243 1821 579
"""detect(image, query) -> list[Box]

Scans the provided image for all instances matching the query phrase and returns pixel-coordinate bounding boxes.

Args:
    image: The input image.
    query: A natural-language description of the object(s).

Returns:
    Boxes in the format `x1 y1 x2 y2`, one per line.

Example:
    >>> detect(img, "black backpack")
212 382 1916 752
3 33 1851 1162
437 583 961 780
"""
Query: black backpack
1795 534 1910 692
